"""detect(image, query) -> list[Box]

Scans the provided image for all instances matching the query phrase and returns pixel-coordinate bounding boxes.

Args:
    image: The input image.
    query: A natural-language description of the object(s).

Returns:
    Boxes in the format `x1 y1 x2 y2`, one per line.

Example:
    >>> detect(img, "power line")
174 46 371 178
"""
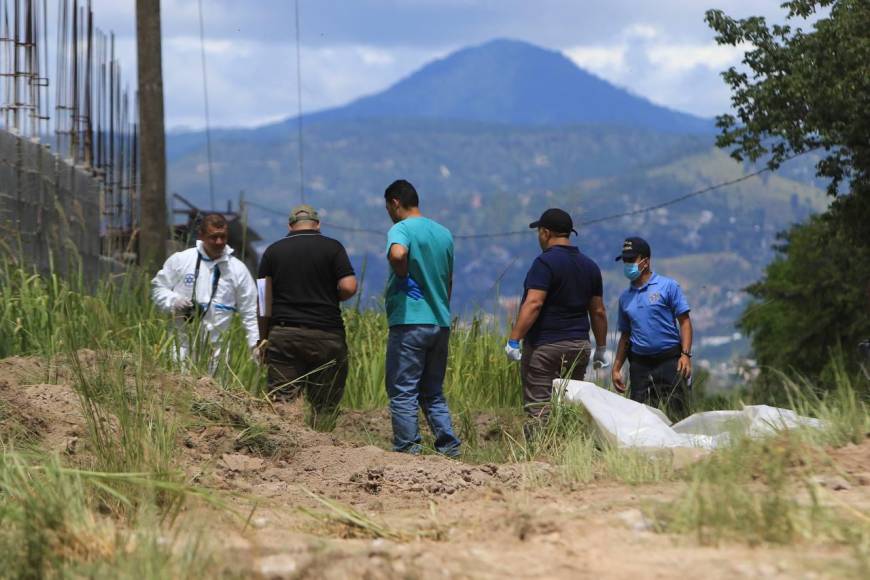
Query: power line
451 152 811 239
578 163 780 227
244 200 384 234
196 0 216 210
244 150 812 240
293 0 305 204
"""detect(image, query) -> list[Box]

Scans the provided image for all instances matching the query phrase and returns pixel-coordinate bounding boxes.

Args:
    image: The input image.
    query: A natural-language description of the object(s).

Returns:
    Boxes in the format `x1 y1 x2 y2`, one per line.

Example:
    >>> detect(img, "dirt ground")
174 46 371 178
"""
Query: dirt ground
1 355 868 579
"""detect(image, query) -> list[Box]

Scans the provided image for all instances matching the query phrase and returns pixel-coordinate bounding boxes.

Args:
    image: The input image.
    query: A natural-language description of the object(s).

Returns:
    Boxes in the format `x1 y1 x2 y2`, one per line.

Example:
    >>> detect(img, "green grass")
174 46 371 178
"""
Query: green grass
0 262 240 577
0 260 868 576
0 451 225 579
0 261 264 394
782 359 870 447
649 433 870 579
662 436 825 544
341 309 522 410
644 385 870 577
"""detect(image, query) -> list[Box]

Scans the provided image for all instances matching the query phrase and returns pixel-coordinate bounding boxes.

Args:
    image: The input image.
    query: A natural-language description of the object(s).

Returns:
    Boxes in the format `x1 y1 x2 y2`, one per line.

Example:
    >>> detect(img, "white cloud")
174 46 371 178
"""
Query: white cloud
357 47 396 66
161 40 442 130
563 46 627 73
646 44 745 74
623 23 660 40
563 23 745 117
166 36 249 57
82 1 785 127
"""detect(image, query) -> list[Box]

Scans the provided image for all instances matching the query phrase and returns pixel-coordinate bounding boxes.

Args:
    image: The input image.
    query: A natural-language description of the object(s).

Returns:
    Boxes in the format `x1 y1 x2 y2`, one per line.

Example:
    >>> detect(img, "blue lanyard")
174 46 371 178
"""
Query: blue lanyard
191 253 222 312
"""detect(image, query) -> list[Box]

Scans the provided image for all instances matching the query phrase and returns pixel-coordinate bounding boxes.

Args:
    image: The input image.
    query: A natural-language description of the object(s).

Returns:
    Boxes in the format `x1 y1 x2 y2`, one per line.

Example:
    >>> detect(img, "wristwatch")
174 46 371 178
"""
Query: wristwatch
681 350 692 358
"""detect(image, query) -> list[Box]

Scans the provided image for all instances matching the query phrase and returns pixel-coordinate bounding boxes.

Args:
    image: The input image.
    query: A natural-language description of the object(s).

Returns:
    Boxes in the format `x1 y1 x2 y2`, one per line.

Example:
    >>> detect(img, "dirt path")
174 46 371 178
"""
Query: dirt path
205 477 861 579
1 355 867 579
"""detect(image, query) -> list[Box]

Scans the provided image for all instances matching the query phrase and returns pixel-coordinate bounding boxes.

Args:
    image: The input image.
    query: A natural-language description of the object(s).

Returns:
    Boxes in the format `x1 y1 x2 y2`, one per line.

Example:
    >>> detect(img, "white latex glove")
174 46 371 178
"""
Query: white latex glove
171 294 193 312
592 346 611 369
504 339 522 362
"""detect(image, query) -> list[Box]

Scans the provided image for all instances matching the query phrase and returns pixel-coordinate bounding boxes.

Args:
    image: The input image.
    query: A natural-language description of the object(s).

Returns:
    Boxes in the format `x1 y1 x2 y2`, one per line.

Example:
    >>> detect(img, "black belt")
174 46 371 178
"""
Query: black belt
271 320 317 329
628 345 681 365
270 321 343 335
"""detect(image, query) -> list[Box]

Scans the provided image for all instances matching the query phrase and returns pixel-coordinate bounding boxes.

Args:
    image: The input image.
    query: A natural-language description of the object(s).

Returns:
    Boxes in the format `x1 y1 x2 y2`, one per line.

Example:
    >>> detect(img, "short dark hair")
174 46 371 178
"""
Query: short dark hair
384 179 419 208
199 213 228 234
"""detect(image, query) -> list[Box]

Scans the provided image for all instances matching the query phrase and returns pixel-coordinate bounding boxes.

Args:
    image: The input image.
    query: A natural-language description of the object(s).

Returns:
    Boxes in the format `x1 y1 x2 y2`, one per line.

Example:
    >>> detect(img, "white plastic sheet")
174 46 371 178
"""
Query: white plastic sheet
560 379 824 451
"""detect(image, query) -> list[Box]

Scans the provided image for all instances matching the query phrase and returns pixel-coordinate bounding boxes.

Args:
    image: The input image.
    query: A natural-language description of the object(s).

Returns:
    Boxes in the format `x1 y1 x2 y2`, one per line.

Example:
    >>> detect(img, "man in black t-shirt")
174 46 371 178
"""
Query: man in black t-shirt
257 204 358 430
505 209 609 432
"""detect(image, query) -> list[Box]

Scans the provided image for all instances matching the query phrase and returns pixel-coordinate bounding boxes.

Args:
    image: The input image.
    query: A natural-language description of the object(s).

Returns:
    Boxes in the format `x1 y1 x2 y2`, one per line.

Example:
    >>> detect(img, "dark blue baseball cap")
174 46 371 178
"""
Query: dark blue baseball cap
529 208 577 235
615 237 651 261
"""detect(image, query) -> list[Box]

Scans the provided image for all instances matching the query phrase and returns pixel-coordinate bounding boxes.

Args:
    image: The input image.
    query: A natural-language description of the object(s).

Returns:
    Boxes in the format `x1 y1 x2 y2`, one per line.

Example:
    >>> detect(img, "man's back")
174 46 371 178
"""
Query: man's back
523 245 602 346
259 231 354 331
385 217 453 328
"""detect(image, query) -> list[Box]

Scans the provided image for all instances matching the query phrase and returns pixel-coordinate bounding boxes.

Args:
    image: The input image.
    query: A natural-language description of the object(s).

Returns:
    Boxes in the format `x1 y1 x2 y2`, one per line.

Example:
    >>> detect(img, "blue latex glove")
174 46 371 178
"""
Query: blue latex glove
397 275 424 301
504 339 522 362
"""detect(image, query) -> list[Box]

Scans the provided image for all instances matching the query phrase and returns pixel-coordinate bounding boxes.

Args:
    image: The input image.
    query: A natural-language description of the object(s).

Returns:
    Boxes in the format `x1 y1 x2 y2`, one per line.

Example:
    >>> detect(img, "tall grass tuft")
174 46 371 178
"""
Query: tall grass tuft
64 346 185 516
653 433 868 552
780 358 870 447
0 453 101 578
341 310 522 410
0 260 263 392
0 453 219 578
0 261 172 362
650 372 870 574
0 260 237 576
657 436 811 544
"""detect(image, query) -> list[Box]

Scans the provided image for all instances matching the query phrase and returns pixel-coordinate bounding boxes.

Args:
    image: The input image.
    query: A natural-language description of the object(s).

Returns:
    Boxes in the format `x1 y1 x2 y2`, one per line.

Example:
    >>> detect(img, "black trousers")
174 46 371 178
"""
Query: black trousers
266 325 348 427
628 350 690 420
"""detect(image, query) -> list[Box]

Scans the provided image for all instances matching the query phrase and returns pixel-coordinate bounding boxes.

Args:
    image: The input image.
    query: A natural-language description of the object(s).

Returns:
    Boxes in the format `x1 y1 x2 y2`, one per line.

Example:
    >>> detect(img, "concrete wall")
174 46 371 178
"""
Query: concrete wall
0 129 105 282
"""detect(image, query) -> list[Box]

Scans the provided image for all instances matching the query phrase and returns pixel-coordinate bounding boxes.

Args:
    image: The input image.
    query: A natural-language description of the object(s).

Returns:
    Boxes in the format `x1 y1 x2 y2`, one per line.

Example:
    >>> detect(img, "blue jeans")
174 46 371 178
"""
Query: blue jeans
385 325 461 456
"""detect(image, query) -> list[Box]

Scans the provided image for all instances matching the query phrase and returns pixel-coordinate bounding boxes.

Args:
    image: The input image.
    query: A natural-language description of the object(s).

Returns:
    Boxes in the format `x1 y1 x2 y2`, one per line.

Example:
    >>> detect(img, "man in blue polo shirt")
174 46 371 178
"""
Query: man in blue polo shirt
505 208 609 431
384 179 460 457
611 237 694 418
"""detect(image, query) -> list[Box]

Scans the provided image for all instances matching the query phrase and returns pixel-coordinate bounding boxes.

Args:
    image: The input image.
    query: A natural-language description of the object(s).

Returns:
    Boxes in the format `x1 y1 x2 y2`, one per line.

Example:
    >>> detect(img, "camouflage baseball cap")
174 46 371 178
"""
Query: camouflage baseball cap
289 204 320 224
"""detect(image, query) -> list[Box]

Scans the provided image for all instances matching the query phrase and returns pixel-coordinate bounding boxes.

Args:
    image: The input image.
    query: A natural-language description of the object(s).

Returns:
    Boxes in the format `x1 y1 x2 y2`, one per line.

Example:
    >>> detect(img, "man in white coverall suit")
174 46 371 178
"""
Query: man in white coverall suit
151 213 259 368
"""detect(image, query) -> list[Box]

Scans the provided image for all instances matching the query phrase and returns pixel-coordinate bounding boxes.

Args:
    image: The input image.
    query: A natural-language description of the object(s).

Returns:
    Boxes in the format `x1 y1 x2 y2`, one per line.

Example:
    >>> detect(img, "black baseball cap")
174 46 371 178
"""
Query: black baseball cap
529 208 577 235
615 237 651 261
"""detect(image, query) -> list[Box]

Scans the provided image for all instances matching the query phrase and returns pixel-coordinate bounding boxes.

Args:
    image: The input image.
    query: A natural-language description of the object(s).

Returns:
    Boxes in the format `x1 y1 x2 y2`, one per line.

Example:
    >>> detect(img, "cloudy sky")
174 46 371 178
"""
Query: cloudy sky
88 0 798 130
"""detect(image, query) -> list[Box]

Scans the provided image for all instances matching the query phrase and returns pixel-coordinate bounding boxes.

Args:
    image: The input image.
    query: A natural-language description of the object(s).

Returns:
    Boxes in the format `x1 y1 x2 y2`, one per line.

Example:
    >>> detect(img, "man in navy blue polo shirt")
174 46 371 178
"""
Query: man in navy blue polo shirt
505 208 609 431
611 237 694 418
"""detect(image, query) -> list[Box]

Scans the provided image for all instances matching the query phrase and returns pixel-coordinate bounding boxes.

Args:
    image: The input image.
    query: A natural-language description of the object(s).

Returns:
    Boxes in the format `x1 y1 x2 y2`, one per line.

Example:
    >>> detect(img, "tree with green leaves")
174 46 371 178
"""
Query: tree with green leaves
705 0 870 385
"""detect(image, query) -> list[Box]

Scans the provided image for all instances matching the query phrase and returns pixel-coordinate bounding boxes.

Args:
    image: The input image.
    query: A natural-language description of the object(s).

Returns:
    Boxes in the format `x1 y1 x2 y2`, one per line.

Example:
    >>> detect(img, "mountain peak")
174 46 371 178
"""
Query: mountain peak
308 38 711 133
462 37 557 53
453 37 587 63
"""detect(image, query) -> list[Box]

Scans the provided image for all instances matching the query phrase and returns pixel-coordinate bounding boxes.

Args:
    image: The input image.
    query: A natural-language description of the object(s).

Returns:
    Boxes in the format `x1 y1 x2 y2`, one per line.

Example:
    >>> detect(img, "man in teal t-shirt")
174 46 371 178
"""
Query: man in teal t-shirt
384 179 460 457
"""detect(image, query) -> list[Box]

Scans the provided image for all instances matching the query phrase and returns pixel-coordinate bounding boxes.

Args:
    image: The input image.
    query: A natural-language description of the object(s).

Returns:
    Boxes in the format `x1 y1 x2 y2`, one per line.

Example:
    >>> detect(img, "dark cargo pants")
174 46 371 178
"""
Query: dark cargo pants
521 338 592 421
266 325 348 429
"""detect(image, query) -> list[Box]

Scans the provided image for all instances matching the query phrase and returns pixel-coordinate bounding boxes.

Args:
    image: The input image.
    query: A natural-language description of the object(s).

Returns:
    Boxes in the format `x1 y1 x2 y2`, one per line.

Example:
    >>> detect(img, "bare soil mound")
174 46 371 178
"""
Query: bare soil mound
0 357 85 451
0 355 523 507
2 354 867 579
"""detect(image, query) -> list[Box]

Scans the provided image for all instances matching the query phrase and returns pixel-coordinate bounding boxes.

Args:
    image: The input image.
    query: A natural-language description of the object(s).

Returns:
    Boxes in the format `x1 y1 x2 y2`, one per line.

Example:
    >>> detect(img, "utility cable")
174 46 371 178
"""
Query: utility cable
578 162 788 227
244 150 814 239
197 0 216 210
452 150 813 238
293 0 305 203
244 199 384 234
